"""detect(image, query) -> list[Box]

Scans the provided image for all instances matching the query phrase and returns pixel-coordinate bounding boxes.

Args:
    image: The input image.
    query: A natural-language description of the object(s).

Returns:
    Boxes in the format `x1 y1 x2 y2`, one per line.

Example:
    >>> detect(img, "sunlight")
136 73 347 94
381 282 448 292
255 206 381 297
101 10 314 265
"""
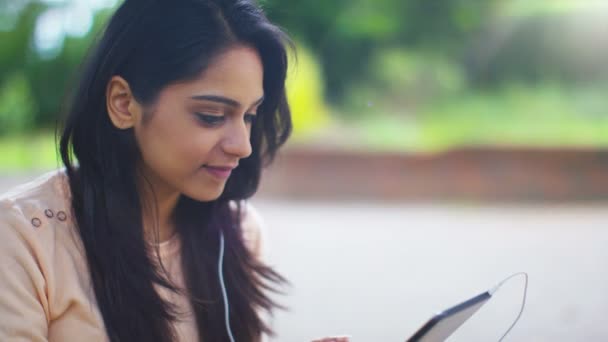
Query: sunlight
34 0 117 58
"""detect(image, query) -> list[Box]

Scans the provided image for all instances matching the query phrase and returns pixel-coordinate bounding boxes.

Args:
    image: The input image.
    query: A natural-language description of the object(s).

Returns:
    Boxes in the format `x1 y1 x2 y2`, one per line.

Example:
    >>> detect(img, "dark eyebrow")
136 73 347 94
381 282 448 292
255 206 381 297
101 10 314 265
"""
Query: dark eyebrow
190 94 264 108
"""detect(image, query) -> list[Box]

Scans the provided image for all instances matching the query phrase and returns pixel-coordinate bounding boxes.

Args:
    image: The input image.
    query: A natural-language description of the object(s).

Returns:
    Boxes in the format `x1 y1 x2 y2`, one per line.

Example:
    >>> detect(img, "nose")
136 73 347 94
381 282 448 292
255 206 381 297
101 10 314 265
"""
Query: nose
221 118 253 159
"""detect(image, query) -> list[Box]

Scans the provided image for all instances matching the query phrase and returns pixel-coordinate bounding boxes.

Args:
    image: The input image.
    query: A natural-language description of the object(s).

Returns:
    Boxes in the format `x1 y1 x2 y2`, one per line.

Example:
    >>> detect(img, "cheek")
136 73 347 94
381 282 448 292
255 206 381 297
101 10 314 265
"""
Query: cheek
137 118 218 175
136 117 182 170
180 132 218 168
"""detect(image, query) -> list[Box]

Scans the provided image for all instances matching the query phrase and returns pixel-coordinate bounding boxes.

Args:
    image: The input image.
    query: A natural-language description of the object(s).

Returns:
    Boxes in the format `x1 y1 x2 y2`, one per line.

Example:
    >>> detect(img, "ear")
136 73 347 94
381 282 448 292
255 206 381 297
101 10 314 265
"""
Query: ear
106 75 143 129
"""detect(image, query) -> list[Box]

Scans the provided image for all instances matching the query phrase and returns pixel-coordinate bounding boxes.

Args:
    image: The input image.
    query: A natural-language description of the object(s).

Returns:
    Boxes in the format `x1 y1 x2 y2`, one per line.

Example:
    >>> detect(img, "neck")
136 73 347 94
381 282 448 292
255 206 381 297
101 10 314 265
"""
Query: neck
136 167 181 244
142 192 180 243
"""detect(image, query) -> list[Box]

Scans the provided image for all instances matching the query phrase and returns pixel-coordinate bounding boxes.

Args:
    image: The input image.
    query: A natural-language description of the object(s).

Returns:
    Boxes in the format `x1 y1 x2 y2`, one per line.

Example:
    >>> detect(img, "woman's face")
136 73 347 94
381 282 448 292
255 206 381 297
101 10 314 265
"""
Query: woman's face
131 45 264 202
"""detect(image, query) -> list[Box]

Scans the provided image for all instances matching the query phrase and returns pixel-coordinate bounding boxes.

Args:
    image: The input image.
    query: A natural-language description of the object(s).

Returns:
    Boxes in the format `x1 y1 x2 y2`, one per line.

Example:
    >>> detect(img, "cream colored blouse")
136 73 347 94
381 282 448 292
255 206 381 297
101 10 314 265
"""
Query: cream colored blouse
0 169 267 341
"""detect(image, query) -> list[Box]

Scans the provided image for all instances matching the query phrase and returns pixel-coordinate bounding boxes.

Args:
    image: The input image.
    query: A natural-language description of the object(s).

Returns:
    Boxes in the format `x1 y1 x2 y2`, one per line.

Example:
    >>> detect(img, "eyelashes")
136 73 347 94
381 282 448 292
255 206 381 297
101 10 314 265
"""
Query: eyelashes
195 113 224 126
194 113 257 127
244 114 257 124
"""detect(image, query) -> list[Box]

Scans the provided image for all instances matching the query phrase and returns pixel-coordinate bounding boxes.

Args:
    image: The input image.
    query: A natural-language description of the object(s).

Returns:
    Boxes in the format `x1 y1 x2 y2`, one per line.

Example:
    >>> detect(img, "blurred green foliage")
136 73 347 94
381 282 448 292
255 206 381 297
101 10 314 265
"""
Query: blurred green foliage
286 43 331 138
327 83 608 152
1 0 608 169
0 1 113 130
343 48 466 116
0 72 37 134
262 0 496 100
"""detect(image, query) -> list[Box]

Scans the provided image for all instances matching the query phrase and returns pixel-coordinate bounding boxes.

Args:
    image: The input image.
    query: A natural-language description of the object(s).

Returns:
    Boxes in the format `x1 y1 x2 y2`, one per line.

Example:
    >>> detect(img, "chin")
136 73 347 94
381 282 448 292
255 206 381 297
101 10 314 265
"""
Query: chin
186 187 225 202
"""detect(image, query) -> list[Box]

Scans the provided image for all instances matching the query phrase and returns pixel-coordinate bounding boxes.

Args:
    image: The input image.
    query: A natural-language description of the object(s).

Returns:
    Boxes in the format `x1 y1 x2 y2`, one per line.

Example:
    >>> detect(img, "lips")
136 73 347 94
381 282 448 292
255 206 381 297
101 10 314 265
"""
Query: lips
203 165 235 180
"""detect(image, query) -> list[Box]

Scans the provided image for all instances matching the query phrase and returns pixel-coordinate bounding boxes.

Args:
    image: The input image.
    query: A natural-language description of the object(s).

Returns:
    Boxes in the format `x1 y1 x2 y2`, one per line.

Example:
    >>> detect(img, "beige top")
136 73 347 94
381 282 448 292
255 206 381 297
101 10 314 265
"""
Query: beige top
0 169 267 342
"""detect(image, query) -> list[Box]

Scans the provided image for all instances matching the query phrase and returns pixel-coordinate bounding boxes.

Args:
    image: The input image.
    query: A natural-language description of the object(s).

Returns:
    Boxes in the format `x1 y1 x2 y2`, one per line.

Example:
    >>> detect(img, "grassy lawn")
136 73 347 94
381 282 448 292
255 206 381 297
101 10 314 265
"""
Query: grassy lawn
0 132 61 172
342 84 608 152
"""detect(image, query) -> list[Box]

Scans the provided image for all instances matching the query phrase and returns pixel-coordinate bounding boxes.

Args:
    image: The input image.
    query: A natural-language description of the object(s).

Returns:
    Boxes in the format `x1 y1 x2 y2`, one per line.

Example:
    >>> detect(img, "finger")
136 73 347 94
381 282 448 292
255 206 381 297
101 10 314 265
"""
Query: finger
310 336 350 342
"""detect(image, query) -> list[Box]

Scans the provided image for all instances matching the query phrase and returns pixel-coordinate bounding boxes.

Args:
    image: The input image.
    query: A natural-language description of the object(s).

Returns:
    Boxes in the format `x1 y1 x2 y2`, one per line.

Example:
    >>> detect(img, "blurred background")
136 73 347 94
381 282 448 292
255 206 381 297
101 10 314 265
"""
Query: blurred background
1 0 608 340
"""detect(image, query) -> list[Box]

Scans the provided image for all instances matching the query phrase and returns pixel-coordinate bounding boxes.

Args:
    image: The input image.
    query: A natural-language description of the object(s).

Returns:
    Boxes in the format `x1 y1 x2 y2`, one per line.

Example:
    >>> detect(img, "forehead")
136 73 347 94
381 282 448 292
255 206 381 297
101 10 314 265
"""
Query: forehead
163 45 265 105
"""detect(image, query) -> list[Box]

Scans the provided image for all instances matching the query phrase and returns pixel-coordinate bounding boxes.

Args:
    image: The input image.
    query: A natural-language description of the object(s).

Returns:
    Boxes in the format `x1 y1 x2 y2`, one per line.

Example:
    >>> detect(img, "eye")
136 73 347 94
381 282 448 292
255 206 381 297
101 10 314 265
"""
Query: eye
245 113 257 124
195 113 225 126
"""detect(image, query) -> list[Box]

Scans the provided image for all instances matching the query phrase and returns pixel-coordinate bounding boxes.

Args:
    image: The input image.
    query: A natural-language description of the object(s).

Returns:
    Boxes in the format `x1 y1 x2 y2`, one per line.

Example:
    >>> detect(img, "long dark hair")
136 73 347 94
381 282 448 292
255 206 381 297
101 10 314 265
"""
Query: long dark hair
58 0 292 341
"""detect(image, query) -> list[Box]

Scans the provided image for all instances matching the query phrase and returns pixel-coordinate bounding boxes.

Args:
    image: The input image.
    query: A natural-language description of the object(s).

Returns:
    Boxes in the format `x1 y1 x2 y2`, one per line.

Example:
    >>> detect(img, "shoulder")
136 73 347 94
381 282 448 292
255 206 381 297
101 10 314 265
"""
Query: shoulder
0 171 72 338
0 169 75 256
0 168 72 221
230 200 268 261
0 169 71 288
0 201 48 291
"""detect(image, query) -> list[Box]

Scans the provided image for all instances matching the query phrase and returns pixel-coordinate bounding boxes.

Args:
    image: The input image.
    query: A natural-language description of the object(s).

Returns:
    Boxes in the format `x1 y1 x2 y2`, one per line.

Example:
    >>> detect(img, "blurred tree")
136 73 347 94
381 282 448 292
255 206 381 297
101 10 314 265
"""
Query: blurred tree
0 2 47 82
0 1 113 132
2 0 607 133
465 9 608 86
0 72 37 135
286 42 331 137
262 0 499 102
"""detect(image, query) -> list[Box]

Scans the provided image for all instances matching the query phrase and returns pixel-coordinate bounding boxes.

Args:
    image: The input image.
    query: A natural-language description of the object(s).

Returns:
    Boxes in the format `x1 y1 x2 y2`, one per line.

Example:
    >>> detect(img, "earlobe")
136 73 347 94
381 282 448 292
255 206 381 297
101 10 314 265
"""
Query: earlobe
106 75 141 129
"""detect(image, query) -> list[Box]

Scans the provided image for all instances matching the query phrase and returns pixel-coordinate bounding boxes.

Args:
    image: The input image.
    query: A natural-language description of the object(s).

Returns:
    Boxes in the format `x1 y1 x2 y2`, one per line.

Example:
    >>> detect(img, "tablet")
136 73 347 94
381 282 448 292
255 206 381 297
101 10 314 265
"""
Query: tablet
406 291 491 342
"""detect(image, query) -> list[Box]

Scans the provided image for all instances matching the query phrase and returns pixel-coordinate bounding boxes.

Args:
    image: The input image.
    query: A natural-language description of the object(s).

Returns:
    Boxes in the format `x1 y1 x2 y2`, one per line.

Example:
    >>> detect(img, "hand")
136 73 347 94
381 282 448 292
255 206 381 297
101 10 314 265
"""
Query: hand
311 336 350 342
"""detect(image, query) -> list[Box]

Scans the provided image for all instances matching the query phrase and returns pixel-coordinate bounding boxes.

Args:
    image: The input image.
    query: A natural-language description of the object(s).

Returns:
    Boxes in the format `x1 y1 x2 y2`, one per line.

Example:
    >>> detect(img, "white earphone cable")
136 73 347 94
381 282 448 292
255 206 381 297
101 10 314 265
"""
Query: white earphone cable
219 231 236 342
489 272 529 341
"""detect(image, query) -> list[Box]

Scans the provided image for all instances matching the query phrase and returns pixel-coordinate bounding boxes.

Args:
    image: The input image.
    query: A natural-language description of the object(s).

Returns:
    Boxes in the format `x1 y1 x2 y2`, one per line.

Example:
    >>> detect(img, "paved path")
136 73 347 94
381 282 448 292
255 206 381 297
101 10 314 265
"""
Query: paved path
254 200 608 341
2 174 607 341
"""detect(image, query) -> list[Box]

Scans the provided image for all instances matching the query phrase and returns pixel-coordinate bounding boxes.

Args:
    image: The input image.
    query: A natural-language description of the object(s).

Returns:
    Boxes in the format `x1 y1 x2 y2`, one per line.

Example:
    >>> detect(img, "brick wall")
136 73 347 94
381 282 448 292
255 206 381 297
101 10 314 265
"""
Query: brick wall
258 148 608 201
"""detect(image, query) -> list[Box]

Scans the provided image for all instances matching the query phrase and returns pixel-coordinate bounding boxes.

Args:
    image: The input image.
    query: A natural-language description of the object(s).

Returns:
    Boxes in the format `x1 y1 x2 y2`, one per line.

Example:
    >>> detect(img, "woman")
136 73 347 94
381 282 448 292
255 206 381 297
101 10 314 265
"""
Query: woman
0 0 348 341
